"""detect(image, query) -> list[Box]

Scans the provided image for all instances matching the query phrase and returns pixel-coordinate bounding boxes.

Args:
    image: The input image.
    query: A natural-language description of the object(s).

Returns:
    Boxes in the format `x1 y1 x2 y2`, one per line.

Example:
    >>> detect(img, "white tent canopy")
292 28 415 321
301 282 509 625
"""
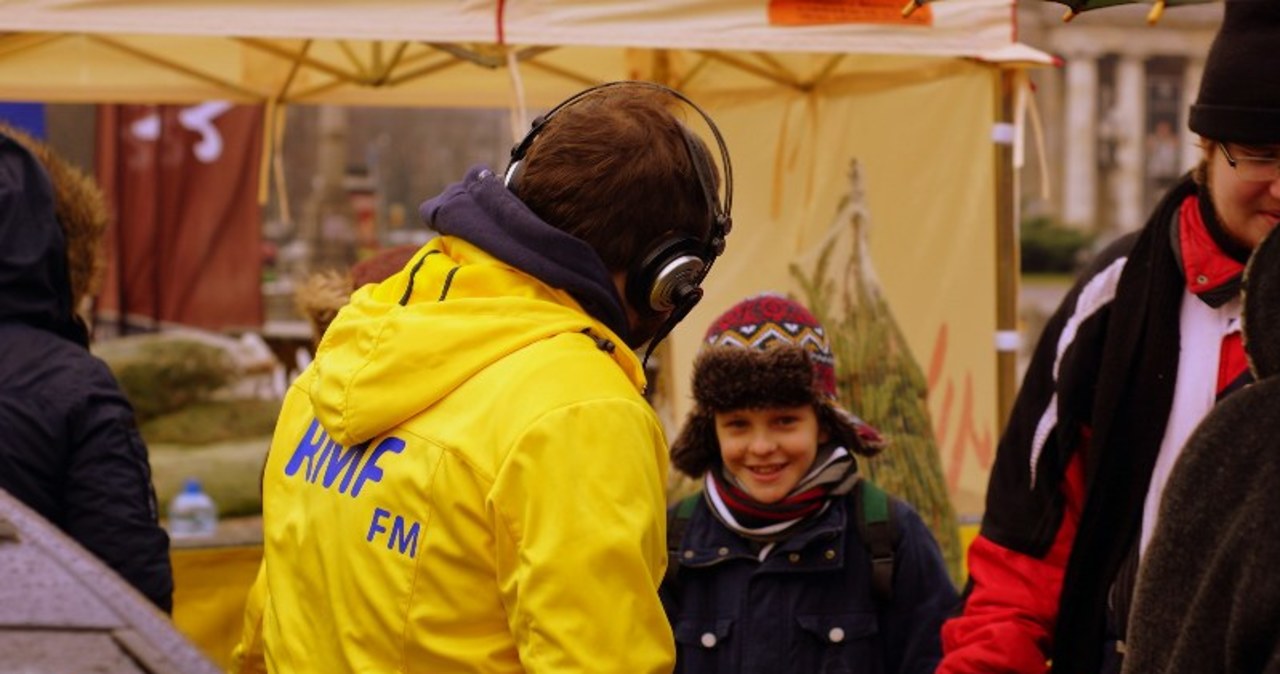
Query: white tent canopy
0 0 1048 105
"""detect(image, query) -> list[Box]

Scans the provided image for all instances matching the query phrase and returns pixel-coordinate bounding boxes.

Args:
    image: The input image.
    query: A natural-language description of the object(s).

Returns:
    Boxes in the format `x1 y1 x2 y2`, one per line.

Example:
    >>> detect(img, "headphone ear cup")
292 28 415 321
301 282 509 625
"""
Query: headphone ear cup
627 235 707 313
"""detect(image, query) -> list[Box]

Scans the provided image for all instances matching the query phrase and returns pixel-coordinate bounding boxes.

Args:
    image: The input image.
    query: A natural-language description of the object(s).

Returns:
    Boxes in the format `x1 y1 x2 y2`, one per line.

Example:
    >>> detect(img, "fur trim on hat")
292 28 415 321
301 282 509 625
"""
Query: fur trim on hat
670 344 883 478
670 410 718 477
692 345 817 413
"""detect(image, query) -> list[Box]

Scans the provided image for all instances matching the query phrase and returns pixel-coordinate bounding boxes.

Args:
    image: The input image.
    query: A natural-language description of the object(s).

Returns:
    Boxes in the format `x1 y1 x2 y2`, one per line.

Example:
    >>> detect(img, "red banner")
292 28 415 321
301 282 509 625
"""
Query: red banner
95 103 264 332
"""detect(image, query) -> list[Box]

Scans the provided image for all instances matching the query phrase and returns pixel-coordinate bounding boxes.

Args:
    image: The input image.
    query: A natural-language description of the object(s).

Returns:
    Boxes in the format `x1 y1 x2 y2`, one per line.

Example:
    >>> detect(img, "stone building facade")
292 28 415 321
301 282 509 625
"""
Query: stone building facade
1019 2 1223 240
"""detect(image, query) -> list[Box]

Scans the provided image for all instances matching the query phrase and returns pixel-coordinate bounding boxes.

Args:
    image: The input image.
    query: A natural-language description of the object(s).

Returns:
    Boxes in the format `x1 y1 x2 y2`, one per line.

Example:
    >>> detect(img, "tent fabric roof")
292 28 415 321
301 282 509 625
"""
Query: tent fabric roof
0 0 1050 106
3 0 1018 55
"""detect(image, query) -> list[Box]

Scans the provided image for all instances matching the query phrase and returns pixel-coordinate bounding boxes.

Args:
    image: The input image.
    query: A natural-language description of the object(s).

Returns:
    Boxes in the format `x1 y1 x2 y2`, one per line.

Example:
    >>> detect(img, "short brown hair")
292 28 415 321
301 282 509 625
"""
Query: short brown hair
513 86 719 272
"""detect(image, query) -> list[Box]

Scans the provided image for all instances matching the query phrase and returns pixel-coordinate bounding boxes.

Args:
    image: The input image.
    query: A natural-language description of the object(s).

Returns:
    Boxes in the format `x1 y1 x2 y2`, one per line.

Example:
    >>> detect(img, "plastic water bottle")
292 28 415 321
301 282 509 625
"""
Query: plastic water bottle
168 478 218 539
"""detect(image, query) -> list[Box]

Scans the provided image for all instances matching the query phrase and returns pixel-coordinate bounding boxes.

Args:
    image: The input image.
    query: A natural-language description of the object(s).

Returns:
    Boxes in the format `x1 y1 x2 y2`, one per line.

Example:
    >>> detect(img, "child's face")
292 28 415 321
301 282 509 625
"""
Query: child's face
714 404 826 504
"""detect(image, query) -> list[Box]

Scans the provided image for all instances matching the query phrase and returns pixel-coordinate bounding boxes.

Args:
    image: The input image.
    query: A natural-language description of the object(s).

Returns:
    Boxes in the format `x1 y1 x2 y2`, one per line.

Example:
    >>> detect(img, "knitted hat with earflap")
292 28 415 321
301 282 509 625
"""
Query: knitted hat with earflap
669 293 885 478
1189 0 1280 145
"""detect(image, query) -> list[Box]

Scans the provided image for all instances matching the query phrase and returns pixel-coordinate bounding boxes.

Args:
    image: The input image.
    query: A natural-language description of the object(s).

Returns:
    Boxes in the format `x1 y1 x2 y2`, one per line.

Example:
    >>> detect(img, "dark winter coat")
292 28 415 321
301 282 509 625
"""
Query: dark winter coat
1120 377 1280 674
660 493 956 674
0 132 172 612
1121 225 1280 674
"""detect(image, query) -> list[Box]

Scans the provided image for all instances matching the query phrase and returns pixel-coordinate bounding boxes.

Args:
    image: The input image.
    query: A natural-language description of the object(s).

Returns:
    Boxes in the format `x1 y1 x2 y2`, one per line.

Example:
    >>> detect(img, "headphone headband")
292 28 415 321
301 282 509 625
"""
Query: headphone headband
506 80 733 245
504 80 734 359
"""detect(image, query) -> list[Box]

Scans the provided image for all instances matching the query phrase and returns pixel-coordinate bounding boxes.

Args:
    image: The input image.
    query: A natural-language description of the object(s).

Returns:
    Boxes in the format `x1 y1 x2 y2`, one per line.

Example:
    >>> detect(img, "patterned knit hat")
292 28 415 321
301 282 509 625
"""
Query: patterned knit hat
669 293 885 477
1189 0 1280 144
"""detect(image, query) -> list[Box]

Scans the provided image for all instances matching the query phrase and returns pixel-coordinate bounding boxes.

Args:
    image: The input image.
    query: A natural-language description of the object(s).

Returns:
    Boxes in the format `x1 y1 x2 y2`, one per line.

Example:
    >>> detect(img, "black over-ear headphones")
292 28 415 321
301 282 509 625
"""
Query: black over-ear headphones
504 80 733 325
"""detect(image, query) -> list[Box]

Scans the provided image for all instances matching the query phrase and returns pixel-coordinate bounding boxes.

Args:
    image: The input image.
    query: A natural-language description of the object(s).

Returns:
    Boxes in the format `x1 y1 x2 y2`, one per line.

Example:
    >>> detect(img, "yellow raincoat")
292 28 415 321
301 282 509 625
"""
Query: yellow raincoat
232 235 674 673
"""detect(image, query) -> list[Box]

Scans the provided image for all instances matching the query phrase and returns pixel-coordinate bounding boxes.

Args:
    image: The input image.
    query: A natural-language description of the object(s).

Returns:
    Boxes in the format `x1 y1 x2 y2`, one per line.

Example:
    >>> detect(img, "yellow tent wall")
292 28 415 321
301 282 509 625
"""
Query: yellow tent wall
673 55 1003 515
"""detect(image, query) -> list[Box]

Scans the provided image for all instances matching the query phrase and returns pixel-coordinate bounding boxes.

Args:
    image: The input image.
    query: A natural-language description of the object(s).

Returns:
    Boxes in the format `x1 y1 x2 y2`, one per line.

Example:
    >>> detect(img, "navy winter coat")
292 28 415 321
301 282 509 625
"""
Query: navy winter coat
0 132 172 612
660 493 956 674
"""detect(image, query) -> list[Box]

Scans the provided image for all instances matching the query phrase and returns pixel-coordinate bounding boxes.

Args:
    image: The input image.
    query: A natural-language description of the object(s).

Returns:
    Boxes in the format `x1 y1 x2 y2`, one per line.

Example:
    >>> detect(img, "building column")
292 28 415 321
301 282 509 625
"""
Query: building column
1062 53 1098 229
1182 56 1207 171
1112 54 1146 232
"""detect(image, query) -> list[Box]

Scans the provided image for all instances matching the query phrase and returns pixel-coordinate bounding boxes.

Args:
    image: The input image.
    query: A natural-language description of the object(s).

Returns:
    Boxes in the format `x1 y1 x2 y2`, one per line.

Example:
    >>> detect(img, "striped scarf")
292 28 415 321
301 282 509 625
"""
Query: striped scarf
703 444 859 542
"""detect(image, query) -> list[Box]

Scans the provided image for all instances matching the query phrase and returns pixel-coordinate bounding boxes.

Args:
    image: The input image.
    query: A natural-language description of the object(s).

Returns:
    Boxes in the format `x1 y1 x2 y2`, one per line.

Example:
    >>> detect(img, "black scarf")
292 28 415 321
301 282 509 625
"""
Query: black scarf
1053 175 1222 672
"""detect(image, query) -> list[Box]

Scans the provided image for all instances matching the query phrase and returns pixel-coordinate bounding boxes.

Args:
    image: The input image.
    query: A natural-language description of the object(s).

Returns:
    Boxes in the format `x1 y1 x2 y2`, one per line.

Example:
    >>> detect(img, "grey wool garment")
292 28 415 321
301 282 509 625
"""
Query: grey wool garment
1122 224 1280 674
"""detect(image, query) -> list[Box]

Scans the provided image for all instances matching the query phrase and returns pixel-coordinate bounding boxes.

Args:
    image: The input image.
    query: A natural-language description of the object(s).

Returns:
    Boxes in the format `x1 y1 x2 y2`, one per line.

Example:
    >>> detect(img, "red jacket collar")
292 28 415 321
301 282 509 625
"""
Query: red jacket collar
1178 194 1244 296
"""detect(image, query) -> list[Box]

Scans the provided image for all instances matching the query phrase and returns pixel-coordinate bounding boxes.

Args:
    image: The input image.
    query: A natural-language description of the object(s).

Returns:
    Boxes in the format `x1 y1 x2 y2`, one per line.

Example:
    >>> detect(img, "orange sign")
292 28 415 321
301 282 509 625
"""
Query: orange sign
768 0 934 27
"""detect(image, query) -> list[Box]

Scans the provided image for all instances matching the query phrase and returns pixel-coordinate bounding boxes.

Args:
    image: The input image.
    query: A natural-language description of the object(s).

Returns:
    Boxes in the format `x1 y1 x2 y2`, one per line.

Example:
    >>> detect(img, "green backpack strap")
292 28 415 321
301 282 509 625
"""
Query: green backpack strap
853 478 896 604
665 492 702 587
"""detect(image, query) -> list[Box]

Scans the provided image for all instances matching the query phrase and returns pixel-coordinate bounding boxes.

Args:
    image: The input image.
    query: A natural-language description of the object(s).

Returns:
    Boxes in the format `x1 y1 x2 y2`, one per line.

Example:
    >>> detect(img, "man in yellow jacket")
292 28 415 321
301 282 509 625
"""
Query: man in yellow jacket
232 81 733 673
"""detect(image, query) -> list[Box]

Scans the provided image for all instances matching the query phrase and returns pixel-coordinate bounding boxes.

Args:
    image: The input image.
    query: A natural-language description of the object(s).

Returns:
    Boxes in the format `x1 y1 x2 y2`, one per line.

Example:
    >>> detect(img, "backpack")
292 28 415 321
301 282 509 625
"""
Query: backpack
665 479 899 603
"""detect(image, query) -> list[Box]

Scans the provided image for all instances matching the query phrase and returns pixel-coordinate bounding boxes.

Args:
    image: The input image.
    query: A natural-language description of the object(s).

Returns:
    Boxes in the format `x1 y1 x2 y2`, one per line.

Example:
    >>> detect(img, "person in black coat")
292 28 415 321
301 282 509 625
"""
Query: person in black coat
0 125 172 612
1122 223 1280 674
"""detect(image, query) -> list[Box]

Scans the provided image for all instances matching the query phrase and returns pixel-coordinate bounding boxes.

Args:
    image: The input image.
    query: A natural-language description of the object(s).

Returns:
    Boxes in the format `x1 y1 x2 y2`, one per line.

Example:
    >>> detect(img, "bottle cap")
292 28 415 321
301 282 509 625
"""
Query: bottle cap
181 478 202 494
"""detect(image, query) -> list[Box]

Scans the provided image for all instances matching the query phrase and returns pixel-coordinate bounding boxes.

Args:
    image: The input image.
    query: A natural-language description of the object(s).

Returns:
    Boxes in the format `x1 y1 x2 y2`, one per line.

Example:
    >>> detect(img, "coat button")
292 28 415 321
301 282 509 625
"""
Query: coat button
683 550 695 560
701 632 717 648
788 552 801 563
829 627 845 643
717 547 729 557
824 549 836 560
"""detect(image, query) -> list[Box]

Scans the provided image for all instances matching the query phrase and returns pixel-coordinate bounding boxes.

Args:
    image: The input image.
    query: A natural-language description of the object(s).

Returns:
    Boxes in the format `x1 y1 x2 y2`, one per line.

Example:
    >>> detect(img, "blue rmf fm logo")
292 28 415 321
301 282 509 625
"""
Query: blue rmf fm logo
284 418 404 497
284 418 420 558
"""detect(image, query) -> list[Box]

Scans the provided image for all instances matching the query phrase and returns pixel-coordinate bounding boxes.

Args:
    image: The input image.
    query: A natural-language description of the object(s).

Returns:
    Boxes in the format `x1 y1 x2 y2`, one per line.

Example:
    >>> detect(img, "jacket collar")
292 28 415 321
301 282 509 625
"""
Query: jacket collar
418 166 631 343
677 496 848 571
1171 184 1248 308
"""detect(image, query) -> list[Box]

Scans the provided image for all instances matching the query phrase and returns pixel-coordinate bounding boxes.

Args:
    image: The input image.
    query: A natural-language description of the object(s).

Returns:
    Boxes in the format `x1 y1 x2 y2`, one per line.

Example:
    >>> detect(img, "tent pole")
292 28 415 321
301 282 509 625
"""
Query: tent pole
993 67 1021 430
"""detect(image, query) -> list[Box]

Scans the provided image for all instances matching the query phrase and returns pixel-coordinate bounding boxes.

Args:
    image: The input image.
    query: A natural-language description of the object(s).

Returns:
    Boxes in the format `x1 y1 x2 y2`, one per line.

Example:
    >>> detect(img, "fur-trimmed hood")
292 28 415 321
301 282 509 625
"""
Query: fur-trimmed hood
0 125 108 345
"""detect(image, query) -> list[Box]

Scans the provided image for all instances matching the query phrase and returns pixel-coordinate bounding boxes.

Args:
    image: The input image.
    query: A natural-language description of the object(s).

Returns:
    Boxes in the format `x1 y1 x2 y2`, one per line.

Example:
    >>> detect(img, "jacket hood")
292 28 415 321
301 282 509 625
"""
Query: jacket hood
419 166 631 343
309 234 645 448
0 132 83 344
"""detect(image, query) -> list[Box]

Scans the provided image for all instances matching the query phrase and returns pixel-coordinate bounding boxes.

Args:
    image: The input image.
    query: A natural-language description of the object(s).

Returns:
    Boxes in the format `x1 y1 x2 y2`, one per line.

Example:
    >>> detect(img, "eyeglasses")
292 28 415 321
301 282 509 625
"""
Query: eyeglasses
1218 142 1280 183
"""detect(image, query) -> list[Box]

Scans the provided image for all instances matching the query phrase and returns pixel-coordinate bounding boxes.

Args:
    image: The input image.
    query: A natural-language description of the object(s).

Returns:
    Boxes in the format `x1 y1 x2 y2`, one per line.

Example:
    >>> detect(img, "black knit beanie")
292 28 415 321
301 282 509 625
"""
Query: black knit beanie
1188 0 1280 144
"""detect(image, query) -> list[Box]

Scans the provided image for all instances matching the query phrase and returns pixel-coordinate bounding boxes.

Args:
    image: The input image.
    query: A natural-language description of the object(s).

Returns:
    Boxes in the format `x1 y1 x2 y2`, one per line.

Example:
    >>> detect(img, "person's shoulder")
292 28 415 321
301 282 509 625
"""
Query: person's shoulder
0 324 97 374
44 340 133 405
884 496 931 536
1077 230 1141 282
497 329 644 402
851 486 931 545
667 491 706 519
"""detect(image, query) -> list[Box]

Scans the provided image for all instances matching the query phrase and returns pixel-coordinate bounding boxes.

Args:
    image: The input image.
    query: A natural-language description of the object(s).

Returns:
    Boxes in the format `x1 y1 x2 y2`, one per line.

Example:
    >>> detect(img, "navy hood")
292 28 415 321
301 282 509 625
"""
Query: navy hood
419 166 630 343
0 133 83 345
